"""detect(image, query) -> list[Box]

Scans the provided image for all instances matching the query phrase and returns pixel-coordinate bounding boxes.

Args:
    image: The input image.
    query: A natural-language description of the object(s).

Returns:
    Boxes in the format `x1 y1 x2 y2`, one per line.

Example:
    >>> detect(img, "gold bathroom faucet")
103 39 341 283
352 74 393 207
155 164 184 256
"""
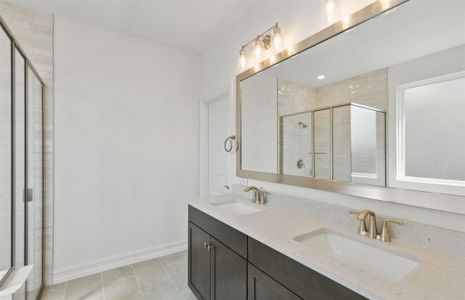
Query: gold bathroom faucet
350 210 403 242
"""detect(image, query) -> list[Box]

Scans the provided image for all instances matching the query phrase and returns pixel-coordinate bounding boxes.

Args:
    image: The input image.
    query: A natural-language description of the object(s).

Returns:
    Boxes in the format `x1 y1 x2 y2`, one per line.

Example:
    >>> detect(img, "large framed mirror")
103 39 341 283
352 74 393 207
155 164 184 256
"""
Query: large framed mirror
236 0 465 214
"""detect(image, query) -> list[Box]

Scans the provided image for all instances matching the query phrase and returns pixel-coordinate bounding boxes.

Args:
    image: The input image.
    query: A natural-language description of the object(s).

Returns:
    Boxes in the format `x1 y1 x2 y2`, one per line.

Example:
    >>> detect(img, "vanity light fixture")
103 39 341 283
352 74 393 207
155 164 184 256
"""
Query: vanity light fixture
239 23 282 68
316 74 326 80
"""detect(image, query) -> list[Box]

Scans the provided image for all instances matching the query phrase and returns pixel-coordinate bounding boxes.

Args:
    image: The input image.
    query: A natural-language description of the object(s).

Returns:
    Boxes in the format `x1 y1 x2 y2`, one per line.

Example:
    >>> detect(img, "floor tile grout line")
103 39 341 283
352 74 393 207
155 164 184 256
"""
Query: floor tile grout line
62 281 68 300
130 263 146 300
100 272 106 300
160 258 185 297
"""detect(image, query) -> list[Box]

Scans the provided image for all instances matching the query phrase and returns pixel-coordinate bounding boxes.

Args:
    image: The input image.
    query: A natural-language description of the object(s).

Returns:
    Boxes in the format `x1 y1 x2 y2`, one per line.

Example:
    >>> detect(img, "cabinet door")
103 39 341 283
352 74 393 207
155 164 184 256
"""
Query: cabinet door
248 263 302 300
211 237 247 300
188 222 211 300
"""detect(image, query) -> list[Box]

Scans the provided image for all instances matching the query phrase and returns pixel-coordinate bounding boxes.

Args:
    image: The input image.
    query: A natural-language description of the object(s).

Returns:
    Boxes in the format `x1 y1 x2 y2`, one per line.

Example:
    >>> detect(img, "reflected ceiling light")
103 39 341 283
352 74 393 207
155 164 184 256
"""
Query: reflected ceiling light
316 74 326 80
238 23 283 69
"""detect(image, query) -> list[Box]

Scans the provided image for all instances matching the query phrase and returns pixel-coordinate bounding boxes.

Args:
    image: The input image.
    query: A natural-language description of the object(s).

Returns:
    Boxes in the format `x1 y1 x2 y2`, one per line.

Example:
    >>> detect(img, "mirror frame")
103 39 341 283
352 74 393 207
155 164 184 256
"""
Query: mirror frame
236 0 465 215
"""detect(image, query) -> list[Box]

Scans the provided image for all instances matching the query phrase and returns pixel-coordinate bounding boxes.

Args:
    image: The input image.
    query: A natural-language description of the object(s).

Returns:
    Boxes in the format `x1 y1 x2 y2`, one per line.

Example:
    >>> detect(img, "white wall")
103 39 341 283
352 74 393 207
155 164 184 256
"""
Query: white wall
199 1 465 232
54 16 200 281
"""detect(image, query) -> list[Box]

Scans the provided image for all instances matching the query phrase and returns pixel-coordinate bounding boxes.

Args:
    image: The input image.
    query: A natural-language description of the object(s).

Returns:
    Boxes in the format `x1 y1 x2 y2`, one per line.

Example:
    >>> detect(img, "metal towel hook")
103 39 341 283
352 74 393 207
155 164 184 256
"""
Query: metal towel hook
224 135 237 152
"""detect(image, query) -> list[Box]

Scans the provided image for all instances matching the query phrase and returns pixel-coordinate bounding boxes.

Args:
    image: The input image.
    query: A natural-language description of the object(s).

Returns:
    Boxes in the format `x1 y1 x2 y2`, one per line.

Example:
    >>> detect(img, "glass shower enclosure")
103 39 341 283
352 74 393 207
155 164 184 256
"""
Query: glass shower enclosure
0 15 45 300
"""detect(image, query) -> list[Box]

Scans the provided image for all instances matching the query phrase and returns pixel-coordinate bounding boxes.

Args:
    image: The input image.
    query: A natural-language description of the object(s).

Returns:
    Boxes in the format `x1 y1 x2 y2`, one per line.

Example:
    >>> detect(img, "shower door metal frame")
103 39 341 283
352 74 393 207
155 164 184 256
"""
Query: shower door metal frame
0 13 46 300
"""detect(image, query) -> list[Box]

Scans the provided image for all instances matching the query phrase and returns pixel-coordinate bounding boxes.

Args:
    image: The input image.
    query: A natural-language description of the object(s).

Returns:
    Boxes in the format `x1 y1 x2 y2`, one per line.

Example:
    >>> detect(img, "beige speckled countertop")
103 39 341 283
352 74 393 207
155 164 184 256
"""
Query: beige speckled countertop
189 193 465 300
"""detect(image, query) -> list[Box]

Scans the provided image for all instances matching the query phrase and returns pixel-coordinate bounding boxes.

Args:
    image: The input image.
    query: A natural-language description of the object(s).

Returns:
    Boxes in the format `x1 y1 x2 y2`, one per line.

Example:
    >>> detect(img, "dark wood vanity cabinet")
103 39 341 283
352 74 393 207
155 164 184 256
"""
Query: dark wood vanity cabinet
188 205 366 300
188 222 212 299
188 209 247 300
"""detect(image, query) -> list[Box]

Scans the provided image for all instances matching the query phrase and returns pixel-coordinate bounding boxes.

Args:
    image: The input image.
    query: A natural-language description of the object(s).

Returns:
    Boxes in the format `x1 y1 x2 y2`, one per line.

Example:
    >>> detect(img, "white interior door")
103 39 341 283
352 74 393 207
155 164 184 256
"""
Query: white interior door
208 95 231 196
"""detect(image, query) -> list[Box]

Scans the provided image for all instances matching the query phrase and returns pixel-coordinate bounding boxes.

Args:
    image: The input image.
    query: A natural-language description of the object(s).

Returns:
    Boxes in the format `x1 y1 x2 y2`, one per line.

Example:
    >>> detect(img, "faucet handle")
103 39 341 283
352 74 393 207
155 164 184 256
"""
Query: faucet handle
349 210 367 236
378 219 403 242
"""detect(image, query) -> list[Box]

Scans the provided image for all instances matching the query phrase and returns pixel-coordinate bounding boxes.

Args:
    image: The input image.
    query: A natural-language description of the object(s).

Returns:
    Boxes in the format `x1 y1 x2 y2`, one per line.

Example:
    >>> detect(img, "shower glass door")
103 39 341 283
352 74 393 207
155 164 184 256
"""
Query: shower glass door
26 66 44 300
0 19 45 299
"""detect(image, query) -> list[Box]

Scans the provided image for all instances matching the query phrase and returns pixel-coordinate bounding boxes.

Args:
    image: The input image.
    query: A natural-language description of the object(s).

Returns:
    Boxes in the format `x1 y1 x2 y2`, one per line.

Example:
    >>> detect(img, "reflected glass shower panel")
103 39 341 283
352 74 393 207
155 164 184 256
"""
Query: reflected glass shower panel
350 106 385 186
332 106 351 182
314 109 331 179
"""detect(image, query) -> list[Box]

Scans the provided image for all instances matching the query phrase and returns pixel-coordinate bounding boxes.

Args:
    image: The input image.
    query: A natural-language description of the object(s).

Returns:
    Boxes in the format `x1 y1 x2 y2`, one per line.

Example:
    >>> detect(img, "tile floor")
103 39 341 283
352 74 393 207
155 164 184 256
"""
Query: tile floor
42 251 196 300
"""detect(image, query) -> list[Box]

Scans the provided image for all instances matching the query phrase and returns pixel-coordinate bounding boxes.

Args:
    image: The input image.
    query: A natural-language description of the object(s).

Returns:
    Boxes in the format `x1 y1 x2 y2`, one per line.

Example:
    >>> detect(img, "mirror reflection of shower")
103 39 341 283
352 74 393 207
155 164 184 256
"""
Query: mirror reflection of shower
280 103 385 185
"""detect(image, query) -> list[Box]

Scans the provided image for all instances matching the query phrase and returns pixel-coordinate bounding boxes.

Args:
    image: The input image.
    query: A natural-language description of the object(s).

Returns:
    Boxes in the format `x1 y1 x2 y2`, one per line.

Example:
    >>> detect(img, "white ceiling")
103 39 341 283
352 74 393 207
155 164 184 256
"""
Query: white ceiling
9 0 274 53
264 0 465 87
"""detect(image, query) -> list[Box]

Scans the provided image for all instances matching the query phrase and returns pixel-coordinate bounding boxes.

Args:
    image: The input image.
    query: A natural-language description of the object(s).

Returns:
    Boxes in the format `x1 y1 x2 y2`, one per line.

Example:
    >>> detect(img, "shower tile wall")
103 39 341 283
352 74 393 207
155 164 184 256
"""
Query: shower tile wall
281 113 312 176
315 68 387 110
0 0 54 287
278 80 315 176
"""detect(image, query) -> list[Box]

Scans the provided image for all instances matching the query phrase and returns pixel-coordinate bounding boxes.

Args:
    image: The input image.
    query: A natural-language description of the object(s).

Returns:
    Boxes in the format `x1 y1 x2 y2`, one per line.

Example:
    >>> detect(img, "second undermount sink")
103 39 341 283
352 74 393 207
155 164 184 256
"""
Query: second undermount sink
211 200 262 215
293 228 419 282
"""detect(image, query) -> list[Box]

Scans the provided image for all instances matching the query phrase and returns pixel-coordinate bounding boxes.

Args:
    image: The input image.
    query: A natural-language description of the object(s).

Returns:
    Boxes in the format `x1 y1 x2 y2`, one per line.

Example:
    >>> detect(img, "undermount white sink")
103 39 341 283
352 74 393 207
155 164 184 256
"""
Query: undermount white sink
211 201 262 215
293 228 419 282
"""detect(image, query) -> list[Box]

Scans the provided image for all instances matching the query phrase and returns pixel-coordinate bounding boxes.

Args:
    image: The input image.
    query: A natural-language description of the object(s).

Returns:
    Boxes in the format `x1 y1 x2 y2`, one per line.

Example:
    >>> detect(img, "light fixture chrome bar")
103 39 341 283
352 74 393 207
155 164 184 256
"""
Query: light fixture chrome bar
240 22 279 49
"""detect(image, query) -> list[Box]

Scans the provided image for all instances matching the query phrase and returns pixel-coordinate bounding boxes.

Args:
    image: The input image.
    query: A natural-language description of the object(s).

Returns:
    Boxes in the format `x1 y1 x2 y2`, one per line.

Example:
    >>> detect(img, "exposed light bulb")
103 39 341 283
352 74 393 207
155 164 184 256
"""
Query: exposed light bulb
325 0 335 15
254 37 263 59
273 25 282 48
239 47 246 68
316 74 326 80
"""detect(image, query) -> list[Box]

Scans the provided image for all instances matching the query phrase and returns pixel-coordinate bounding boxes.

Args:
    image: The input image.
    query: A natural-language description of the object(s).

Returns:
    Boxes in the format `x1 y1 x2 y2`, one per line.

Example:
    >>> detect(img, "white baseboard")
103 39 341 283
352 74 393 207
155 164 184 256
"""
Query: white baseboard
52 240 187 284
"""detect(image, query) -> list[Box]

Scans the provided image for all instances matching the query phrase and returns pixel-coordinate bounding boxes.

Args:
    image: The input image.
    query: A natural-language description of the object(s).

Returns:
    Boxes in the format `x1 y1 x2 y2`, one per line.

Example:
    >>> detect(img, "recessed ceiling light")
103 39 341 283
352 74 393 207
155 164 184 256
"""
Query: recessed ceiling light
316 74 326 80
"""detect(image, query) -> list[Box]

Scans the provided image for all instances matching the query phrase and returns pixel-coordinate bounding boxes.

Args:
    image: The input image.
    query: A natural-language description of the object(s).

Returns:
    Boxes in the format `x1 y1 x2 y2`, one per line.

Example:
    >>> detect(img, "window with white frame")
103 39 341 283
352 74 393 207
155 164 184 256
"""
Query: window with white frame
396 71 465 193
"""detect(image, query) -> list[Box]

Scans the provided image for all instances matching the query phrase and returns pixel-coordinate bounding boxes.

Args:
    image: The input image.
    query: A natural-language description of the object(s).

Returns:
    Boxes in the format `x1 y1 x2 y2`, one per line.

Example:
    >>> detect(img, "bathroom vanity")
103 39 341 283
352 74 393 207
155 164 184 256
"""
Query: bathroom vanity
187 193 465 300
188 0 465 298
188 205 364 300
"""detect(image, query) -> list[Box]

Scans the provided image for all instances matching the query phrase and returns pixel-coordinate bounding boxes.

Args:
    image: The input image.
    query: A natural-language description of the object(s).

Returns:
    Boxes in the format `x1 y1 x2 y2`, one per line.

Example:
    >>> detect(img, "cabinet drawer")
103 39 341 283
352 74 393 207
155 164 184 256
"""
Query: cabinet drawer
248 237 366 300
188 205 247 258
248 264 302 300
